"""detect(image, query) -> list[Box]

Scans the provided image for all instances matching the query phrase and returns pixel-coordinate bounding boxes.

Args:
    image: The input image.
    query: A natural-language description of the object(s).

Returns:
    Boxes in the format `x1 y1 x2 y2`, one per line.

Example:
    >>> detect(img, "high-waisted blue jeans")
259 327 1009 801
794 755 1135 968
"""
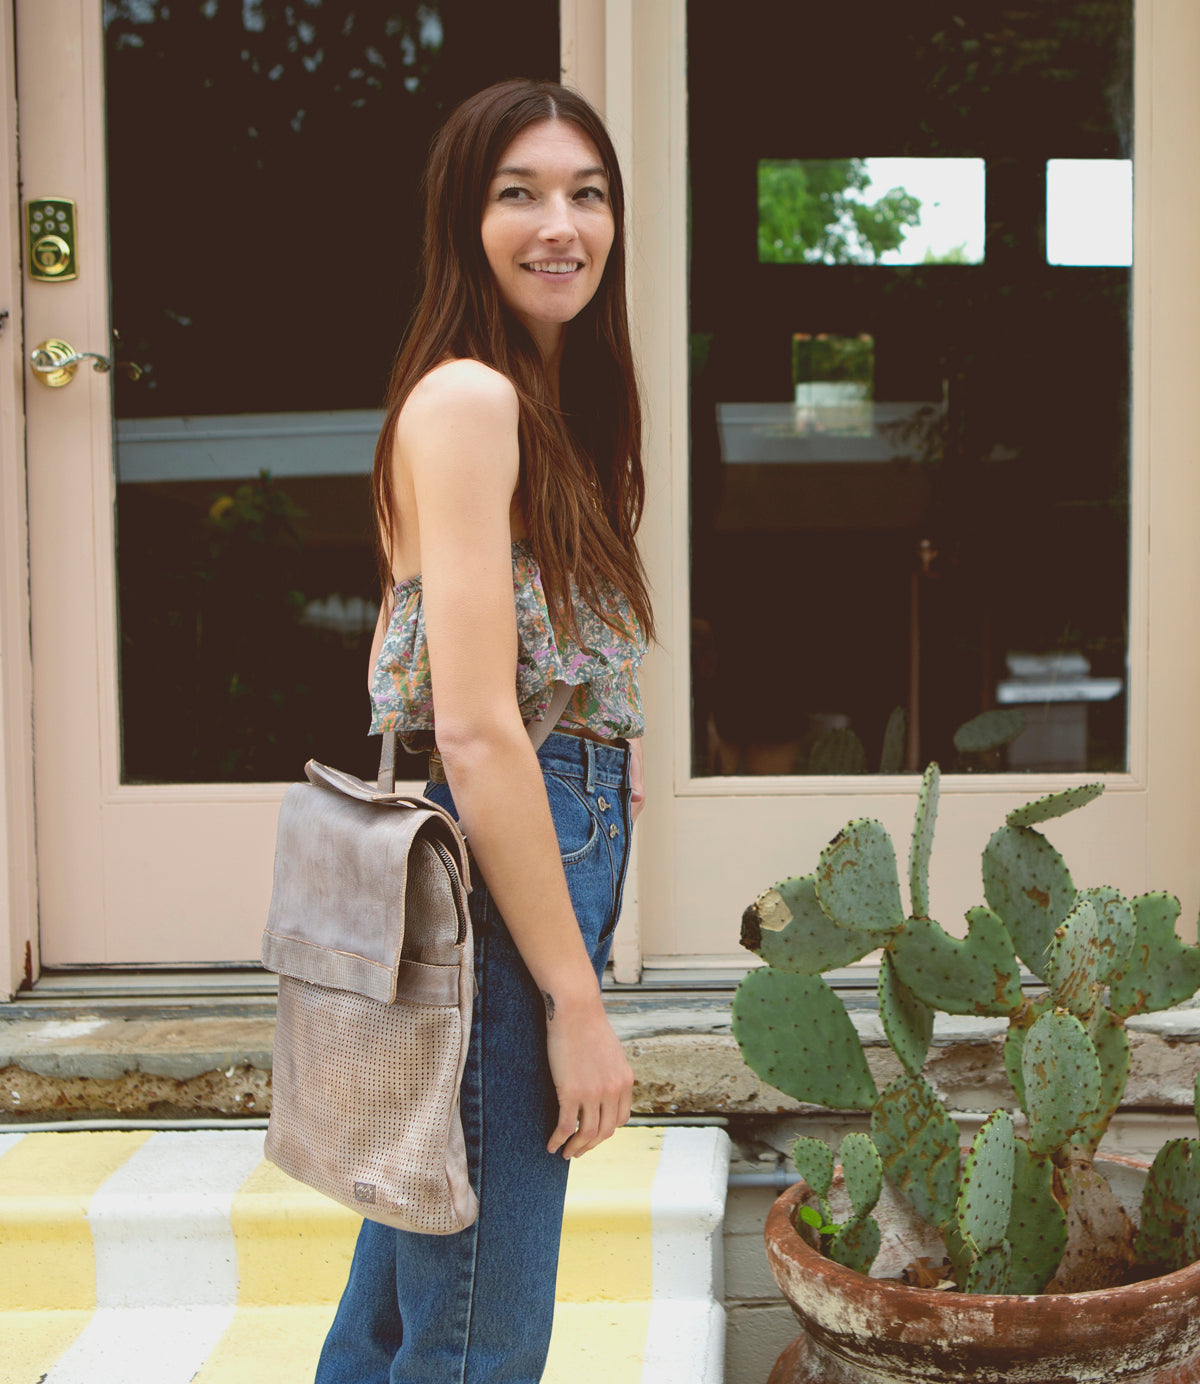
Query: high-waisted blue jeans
314 732 633 1384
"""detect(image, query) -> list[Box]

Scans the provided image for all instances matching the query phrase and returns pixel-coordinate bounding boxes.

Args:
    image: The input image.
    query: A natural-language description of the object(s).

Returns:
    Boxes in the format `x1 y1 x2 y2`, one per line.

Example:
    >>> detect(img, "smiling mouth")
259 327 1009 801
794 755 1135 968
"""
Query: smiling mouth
521 260 584 275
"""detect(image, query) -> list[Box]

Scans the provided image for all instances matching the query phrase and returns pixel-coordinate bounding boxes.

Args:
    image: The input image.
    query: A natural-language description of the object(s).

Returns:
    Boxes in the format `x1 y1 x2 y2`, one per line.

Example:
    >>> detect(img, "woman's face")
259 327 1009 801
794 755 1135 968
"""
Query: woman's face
480 118 615 355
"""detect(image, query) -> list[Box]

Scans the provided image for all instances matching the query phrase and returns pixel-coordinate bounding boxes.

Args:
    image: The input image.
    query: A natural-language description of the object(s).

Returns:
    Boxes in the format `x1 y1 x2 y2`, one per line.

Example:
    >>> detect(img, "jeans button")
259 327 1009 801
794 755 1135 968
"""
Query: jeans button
597 796 609 811
608 823 618 839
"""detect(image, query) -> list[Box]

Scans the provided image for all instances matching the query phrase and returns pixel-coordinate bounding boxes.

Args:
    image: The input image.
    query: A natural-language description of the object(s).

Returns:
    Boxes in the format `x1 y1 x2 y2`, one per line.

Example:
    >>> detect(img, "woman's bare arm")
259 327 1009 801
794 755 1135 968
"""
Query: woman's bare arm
396 360 633 1158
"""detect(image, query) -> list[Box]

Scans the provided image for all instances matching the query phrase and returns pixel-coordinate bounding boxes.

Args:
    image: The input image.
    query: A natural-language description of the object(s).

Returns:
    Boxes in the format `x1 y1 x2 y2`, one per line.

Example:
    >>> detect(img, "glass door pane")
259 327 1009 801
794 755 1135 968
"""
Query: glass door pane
688 0 1133 777
105 0 560 783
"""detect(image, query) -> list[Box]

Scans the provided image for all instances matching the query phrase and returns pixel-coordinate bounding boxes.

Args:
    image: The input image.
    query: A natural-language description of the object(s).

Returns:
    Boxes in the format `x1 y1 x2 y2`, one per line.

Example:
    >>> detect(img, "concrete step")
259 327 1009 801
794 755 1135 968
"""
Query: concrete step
0 1124 729 1384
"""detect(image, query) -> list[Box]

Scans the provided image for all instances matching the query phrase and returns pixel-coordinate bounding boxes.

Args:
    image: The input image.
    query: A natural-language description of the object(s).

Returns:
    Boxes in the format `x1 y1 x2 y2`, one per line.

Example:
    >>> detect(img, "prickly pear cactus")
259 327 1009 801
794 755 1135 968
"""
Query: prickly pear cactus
889 907 1022 1017
909 762 939 920
1109 892 1200 1018
792 1135 834 1199
1022 1010 1102 1155
1076 1008 1131 1155
841 1132 883 1220
964 1239 1013 1293
814 819 906 939
732 970 878 1110
878 953 933 1078
741 874 877 974
1006 783 1104 828
982 825 1076 982
870 1074 960 1230
1135 1139 1200 1274
1046 896 1103 1016
828 1214 882 1275
953 708 1024 753
808 726 868 775
1006 1137 1068 1293
879 706 906 774
1079 886 1136 987
956 1112 1015 1259
1003 994 1055 1113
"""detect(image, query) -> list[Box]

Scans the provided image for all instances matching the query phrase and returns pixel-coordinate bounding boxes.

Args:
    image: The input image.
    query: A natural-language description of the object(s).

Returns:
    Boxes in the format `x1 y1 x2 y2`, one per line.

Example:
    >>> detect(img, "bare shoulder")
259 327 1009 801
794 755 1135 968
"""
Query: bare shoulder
399 359 519 436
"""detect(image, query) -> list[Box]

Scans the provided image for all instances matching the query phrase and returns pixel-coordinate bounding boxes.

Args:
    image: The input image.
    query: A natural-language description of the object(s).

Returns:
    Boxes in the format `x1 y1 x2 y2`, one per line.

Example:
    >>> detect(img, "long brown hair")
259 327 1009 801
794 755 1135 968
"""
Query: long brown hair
372 79 654 643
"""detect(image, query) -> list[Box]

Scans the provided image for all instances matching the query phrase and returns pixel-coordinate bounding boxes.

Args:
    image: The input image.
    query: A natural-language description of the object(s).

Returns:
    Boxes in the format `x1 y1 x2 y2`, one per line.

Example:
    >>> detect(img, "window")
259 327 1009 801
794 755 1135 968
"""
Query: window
690 0 1133 777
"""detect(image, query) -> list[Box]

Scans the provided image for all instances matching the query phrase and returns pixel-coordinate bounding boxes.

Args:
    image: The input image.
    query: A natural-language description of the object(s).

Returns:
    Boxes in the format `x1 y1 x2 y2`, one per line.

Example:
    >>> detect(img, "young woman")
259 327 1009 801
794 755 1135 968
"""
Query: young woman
314 80 653 1384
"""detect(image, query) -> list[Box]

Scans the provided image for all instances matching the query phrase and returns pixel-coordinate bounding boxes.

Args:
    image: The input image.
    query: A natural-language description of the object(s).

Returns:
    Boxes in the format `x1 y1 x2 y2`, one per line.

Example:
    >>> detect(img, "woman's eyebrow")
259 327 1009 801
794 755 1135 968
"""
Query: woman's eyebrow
492 164 608 180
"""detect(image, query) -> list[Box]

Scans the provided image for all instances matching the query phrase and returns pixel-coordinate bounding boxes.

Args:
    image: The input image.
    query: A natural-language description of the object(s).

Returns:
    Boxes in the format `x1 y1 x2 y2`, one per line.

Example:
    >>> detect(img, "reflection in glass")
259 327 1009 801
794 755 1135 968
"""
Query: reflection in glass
1046 160 1133 266
759 159 985 266
691 0 1132 777
104 0 559 782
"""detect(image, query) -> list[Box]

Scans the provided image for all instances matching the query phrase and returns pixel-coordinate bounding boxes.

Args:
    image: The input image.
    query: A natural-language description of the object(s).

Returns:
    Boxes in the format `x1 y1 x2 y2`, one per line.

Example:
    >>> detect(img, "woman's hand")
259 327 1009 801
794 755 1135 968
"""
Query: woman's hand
629 737 645 825
544 989 634 1158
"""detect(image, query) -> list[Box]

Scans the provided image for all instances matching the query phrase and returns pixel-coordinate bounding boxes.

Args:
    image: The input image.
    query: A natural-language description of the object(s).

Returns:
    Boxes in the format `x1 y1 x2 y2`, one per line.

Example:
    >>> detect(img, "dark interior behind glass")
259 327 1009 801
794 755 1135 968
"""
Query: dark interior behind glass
688 0 1132 776
106 0 559 782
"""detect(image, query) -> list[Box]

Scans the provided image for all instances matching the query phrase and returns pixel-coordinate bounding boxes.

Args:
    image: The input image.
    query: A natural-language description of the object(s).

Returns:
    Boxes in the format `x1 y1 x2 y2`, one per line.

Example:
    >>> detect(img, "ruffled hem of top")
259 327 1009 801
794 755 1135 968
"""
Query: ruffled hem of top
369 539 646 753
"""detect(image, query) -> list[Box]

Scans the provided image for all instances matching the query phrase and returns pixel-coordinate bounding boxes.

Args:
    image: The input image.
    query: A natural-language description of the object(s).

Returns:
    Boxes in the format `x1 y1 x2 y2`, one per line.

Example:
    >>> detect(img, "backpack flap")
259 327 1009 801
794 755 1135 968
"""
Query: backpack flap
262 772 471 1005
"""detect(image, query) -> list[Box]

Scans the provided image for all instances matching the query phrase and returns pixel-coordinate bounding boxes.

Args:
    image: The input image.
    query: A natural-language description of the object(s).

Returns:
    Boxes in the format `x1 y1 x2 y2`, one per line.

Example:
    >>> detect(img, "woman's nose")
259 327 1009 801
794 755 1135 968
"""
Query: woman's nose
538 193 576 242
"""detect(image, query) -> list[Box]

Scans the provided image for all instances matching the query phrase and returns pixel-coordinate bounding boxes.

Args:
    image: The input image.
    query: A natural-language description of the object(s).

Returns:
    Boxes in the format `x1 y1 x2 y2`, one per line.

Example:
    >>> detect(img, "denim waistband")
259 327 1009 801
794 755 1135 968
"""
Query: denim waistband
535 731 631 792
427 731 630 793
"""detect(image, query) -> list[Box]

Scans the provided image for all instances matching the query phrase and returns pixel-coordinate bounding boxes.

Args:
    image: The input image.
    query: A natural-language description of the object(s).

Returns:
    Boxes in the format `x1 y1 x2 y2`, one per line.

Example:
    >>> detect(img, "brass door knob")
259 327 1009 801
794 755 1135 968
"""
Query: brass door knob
30 338 143 387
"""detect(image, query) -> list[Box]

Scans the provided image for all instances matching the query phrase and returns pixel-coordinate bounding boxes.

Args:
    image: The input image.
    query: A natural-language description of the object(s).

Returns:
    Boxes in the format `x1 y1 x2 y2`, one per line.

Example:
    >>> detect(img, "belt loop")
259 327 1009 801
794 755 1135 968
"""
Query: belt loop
584 738 597 796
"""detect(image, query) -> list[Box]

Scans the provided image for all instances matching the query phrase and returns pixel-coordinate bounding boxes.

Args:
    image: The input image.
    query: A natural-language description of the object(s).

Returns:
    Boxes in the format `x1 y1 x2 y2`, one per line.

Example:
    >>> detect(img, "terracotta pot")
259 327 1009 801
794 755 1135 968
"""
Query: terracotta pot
765 1158 1200 1384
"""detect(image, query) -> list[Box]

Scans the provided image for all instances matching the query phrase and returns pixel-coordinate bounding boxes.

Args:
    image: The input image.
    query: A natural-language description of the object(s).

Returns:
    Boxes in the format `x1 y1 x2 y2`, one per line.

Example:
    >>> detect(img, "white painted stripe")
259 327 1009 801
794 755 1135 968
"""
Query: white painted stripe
42 1306 237 1384
88 1130 265 1308
0 1131 26 1159
640 1301 725 1384
650 1127 730 1300
641 1127 731 1384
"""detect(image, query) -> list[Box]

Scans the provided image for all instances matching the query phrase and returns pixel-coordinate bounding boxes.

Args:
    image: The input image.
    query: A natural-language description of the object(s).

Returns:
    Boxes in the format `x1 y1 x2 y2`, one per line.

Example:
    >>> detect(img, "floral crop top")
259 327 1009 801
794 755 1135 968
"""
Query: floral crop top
369 539 646 753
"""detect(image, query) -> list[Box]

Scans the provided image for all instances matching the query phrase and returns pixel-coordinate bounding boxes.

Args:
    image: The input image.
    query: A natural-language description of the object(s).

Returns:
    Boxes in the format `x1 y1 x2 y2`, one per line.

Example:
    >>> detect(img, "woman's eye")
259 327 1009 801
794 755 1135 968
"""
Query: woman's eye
498 185 530 201
575 185 607 202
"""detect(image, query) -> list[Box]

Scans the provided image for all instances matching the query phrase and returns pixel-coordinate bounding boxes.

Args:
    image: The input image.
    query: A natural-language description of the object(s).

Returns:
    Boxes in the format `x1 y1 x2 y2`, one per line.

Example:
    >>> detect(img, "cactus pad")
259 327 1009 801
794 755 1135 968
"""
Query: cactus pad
956 1111 1015 1254
1076 1008 1131 1155
809 727 868 775
1006 783 1104 828
1079 886 1136 987
828 1214 882 1276
878 952 933 1077
879 706 906 774
870 1074 960 1229
741 874 878 974
840 1132 884 1219
1003 995 1055 1114
792 1136 834 1198
953 708 1024 753
1006 1138 1068 1293
1046 896 1102 1016
1022 1010 1102 1155
909 762 939 919
732 969 878 1110
964 1239 1012 1294
815 819 906 939
982 825 1075 982
1135 1138 1200 1274
889 907 1022 1017
1109 892 1200 1018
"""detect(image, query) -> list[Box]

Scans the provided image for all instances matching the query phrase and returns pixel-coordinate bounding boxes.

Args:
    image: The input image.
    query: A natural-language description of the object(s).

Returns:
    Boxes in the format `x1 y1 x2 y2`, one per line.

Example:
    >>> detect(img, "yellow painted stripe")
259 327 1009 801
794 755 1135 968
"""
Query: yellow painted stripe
556 1127 662 1303
0 1310 94 1380
544 1302 654 1383
230 1158 359 1307
0 1131 153 1311
190 1305 339 1384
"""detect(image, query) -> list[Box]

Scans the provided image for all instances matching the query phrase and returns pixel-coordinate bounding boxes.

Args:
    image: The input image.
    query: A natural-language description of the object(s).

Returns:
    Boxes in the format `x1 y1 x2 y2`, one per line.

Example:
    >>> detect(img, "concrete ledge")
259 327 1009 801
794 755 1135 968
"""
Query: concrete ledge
3 991 1200 1121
